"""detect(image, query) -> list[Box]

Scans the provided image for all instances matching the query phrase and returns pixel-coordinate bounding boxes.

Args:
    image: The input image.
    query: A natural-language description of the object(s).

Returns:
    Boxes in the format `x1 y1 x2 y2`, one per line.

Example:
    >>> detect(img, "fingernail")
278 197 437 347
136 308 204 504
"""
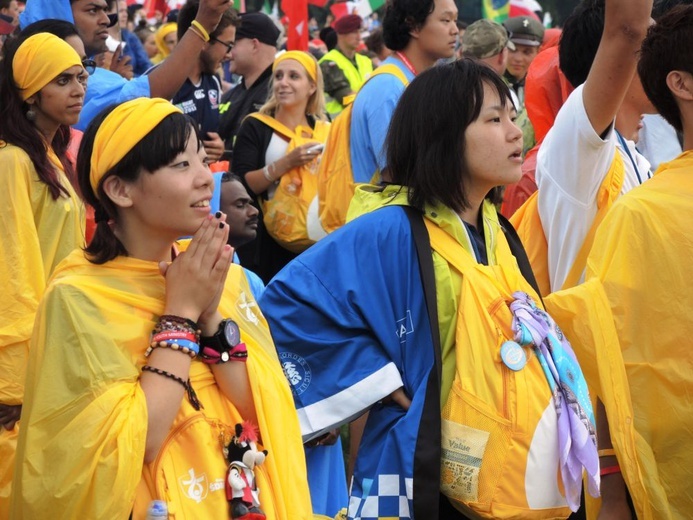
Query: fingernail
215 211 222 219
219 222 225 229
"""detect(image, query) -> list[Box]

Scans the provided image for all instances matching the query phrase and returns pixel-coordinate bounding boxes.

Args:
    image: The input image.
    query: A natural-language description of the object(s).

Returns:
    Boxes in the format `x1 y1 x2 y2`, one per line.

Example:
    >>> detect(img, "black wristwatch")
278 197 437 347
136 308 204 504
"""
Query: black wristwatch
200 319 241 363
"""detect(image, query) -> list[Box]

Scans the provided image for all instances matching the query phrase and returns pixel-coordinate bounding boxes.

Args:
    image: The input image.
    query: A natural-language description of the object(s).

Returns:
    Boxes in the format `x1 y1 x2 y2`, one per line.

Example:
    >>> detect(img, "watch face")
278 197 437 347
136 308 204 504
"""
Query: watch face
223 320 241 346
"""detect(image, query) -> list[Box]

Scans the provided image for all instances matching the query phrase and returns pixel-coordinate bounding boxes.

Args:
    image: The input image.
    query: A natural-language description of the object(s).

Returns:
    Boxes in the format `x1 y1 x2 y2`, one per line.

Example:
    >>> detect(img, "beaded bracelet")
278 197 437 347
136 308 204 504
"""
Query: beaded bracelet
141 365 203 410
146 339 200 359
190 20 210 42
598 448 616 458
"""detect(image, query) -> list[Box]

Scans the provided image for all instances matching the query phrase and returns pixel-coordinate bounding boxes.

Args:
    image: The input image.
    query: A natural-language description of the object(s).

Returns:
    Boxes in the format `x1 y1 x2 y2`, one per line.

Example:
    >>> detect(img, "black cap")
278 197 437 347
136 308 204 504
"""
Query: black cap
236 12 280 47
503 16 545 47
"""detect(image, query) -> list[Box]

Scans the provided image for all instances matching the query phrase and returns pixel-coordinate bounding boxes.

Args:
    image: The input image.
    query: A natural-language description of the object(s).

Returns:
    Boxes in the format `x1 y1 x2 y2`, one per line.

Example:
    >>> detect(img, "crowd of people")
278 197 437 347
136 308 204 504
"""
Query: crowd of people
0 0 691 518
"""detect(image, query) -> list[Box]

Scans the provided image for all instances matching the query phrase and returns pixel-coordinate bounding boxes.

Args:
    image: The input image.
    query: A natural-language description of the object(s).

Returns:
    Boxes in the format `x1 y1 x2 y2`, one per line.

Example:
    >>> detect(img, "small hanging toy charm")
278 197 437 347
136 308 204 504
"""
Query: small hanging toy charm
224 421 268 520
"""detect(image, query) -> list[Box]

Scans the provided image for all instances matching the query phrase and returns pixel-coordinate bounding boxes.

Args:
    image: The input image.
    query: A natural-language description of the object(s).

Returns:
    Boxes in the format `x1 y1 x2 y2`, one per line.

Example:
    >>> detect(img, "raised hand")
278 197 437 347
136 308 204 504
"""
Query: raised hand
159 212 233 322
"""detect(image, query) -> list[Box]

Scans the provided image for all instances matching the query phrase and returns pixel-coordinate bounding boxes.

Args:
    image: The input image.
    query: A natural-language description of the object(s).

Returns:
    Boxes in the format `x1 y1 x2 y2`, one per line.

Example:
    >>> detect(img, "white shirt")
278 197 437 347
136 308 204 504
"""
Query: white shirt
536 84 651 291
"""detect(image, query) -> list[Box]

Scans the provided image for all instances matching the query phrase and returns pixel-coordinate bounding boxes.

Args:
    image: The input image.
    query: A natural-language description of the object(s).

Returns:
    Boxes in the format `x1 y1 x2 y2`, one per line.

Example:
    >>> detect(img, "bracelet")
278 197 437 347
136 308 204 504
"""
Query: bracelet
141 365 203 410
600 465 621 477
598 448 616 458
190 20 210 42
262 164 273 182
188 26 207 43
155 315 201 340
151 331 197 344
147 338 199 358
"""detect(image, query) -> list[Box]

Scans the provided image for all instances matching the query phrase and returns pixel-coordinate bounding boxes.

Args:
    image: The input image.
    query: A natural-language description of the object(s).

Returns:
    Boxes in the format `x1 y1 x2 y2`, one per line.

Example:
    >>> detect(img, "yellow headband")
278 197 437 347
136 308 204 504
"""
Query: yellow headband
90 98 182 193
273 51 317 82
13 33 83 101
155 22 178 57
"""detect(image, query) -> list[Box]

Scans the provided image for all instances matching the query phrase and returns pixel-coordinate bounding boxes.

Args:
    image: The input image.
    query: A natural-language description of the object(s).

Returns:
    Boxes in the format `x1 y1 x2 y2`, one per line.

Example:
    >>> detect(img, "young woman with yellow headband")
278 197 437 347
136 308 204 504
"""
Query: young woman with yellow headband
232 50 329 283
10 97 313 520
151 21 178 64
0 31 86 517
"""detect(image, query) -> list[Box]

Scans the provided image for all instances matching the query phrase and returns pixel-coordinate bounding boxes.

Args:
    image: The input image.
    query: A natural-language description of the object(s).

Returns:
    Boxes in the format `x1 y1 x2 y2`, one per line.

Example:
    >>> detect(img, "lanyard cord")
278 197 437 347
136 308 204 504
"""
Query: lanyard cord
616 130 651 184
394 51 417 76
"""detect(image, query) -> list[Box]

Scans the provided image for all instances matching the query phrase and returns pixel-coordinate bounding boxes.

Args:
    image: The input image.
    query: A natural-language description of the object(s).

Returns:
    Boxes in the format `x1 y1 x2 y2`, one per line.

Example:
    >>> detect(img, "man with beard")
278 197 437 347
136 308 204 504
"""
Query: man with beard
172 0 239 162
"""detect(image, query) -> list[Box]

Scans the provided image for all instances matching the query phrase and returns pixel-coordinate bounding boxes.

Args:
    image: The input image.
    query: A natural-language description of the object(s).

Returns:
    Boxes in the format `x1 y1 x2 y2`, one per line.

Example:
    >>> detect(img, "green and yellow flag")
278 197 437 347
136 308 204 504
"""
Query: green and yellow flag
483 0 510 22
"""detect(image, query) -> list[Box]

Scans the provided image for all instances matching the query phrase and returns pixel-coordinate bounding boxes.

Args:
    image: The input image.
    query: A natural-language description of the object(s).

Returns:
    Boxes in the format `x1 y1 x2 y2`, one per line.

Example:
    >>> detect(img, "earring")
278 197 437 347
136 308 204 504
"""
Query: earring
26 108 36 122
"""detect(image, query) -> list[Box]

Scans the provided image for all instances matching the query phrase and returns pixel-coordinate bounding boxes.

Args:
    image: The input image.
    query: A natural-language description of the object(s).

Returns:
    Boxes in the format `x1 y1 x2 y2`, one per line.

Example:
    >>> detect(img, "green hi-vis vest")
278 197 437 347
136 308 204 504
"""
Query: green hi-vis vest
319 49 374 117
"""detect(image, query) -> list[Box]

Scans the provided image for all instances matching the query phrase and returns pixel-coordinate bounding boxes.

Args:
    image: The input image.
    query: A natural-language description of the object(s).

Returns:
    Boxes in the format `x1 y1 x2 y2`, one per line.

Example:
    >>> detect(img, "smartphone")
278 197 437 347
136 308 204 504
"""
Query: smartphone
307 144 324 154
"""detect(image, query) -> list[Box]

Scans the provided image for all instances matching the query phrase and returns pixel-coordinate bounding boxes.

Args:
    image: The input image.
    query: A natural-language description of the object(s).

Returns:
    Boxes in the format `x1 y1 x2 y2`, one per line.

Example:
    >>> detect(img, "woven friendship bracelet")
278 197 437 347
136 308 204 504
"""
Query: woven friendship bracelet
141 365 202 410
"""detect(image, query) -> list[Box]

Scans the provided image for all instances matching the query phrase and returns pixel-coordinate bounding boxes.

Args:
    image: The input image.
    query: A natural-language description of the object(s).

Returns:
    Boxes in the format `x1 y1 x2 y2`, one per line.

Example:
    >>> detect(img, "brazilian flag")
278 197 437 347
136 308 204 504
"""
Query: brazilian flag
482 0 510 22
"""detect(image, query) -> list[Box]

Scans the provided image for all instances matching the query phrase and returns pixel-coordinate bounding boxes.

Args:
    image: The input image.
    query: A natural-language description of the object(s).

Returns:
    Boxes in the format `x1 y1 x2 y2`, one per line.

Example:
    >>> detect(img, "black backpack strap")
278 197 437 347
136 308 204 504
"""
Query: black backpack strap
402 206 444 520
497 211 543 302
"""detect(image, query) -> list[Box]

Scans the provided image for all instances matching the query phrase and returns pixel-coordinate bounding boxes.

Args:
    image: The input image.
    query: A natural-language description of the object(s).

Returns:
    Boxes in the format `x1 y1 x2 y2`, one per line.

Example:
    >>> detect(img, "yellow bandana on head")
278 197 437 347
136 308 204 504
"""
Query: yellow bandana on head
13 33 83 101
90 98 182 193
155 22 177 57
273 51 317 82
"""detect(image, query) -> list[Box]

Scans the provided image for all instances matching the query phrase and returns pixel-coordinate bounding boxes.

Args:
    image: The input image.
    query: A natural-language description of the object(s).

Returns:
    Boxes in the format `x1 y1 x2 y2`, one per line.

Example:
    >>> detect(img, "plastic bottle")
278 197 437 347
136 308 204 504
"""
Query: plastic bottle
146 500 168 519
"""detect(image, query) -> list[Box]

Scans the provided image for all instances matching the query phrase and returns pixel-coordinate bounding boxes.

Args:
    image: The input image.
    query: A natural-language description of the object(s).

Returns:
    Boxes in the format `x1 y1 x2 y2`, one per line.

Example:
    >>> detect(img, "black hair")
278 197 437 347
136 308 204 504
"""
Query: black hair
12 18 79 40
558 0 605 88
319 26 337 51
221 172 243 184
382 0 435 51
177 0 239 42
78 105 202 264
639 5 693 132
0 22 80 200
386 58 513 212
652 0 693 19
0 0 15 10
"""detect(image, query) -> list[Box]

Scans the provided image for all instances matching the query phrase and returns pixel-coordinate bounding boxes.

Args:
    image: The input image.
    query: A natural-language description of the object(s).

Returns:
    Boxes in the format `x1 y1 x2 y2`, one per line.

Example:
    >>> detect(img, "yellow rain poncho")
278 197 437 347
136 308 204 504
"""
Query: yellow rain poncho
545 150 693 519
0 143 84 517
11 251 313 520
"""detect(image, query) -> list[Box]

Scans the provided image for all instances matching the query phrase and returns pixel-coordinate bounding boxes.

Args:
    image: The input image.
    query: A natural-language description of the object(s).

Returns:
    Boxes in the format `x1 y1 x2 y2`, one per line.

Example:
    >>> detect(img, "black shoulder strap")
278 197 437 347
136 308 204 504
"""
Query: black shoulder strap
497 211 543 301
402 206 444 520
403 206 442 378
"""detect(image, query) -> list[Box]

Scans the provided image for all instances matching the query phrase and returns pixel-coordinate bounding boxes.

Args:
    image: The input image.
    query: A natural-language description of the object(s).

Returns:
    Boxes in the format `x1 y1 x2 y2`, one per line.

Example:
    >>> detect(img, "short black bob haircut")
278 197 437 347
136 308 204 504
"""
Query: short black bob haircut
386 58 513 213
77 105 202 264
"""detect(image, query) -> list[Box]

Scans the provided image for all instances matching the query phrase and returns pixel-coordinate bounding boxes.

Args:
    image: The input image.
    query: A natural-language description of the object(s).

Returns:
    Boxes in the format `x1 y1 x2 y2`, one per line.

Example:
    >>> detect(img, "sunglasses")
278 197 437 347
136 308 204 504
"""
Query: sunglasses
82 59 97 75
211 37 234 53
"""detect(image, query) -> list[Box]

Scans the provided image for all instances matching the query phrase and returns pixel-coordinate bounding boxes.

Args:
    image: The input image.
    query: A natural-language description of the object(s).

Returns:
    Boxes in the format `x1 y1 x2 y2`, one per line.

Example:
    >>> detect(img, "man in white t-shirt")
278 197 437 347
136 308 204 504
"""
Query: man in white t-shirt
536 0 654 292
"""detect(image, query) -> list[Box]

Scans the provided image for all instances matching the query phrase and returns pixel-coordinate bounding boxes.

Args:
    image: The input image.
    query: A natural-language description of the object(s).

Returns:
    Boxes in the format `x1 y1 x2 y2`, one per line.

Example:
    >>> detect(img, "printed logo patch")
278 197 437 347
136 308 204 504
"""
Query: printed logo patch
279 351 312 396
236 291 259 325
179 468 208 503
395 310 414 343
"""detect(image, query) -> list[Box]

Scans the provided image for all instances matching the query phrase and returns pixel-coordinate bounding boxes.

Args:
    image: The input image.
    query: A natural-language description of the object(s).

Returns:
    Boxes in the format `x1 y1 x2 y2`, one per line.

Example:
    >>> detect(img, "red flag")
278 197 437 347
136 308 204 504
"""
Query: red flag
281 0 309 51
307 0 329 6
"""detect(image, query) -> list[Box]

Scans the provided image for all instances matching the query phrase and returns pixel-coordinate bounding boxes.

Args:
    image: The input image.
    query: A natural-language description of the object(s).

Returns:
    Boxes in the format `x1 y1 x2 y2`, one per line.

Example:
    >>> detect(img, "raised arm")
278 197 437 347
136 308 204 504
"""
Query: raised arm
582 0 652 136
147 0 230 100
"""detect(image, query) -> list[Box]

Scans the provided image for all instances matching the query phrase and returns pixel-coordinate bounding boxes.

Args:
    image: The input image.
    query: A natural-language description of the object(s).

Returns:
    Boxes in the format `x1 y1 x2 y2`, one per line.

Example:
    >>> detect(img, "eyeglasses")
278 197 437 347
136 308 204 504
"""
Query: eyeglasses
82 59 97 76
211 37 234 53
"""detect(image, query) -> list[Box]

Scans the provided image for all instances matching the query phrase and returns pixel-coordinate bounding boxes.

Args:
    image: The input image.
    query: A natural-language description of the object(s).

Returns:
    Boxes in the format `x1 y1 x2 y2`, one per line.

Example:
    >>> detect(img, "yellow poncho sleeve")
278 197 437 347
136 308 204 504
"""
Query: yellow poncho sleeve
11 280 148 519
546 156 693 519
0 146 48 403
